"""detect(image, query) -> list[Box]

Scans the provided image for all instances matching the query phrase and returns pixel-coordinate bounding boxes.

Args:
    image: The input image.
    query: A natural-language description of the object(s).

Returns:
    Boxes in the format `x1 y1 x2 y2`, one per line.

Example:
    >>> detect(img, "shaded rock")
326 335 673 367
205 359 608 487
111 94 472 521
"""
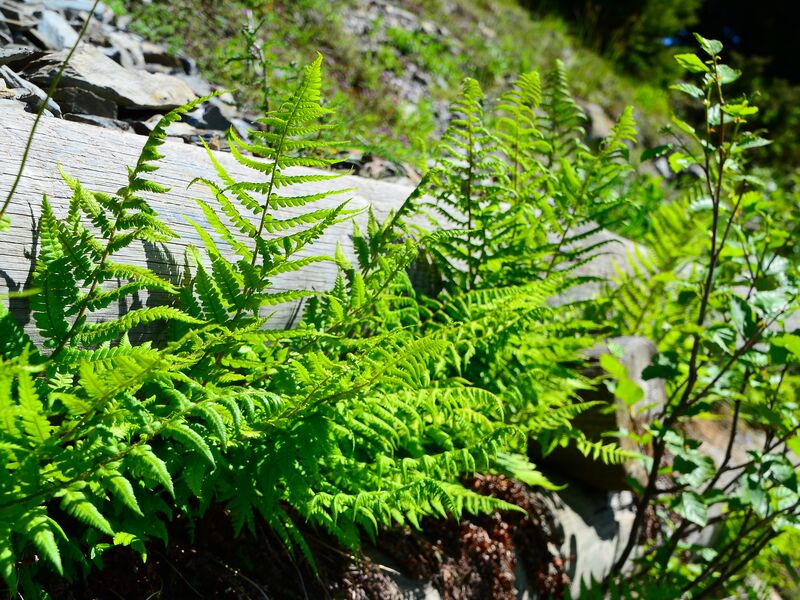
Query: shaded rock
197 103 232 131
142 40 195 75
0 45 43 67
35 8 78 50
54 86 116 118
25 45 196 110
0 63 61 116
534 336 665 491
0 16 12 44
582 101 615 144
64 112 131 131
543 485 636 596
141 62 176 75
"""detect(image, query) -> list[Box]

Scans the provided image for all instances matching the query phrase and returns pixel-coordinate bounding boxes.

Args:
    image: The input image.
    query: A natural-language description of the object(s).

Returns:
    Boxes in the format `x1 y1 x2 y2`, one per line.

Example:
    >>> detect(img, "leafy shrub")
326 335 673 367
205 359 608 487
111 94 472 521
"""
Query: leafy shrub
600 34 800 598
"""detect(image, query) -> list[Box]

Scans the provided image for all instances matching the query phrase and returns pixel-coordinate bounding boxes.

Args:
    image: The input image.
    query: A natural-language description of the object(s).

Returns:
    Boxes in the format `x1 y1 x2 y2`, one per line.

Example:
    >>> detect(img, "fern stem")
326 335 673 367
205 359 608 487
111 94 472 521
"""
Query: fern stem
48 223 119 360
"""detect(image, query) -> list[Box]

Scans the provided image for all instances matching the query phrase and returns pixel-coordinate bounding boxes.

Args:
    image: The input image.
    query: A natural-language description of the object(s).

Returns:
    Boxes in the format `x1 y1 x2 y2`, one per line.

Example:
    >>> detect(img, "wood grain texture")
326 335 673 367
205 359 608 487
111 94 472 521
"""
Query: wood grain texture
0 104 410 342
1 103 638 344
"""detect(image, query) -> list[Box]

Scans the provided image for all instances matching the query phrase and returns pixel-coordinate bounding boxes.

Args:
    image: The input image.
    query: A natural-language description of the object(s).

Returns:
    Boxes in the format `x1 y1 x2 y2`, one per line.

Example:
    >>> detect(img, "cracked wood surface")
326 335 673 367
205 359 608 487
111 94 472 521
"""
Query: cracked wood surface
0 103 412 342
1 102 638 343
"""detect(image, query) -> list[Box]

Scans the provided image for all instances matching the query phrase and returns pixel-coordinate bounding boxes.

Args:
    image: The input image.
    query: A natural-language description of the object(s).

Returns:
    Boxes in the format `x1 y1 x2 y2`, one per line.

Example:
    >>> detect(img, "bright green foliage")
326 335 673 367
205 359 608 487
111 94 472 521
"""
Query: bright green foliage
1 55 618 596
5 37 792 599
599 36 800 598
424 78 508 291
423 64 637 291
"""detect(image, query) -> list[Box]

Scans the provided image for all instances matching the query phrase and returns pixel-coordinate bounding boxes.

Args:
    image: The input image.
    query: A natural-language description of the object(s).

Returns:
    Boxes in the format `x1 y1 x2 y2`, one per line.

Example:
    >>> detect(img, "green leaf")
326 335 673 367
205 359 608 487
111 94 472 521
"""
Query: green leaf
129 445 174 497
772 334 800 359
165 423 215 467
731 296 758 338
599 354 643 406
61 490 114 535
0 530 17 592
674 53 710 73
740 476 769 516
722 103 758 118
670 82 704 99
642 352 680 380
640 145 673 161
693 33 723 56
106 473 143 516
716 64 741 84
26 514 63 574
16 371 52 443
731 135 771 154
674 491 708 526
668 152 695 174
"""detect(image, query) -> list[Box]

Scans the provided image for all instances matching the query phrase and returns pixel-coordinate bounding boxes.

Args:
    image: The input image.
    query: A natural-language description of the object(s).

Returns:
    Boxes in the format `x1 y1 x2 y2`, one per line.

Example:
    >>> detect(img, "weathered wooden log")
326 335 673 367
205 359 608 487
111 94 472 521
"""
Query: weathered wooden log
0 103 642 341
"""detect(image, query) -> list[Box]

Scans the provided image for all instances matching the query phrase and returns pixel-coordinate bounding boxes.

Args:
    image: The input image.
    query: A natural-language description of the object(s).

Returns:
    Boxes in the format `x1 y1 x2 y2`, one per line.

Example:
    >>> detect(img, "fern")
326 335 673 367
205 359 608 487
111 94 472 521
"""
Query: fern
29 98 211 356
424 78 508 291
0 55 649 596
186 54 355 331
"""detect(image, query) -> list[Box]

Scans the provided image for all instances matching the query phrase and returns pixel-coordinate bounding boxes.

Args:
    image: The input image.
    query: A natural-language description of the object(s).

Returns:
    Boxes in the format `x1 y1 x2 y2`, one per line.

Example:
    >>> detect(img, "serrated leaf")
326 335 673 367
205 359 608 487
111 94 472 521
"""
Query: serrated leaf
27 515 63 574
106 474 143 516
61 490 114 535
165 423 215 467
129 445 174 497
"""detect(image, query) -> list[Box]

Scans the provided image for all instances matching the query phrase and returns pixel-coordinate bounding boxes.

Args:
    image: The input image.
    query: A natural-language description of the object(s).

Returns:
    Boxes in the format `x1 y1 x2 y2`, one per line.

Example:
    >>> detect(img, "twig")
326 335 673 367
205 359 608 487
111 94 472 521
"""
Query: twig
0 0 102 223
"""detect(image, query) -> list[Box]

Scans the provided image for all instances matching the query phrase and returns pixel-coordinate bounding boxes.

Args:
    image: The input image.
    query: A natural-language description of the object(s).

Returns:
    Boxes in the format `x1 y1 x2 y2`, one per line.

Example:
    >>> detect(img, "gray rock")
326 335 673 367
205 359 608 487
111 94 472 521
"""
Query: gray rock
0 45 43 67
106 30 145 69
175 72 212 97
54 86 116 118
0 16 12 44
142 41 195 75
201 104 230 130
130 113 197 138
43 0 108 13
0 63 61 116
64 112 131 131
0 0 41 29
544 486 636 597
25 46 196 110
35 9 78 50
582 102 615 144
